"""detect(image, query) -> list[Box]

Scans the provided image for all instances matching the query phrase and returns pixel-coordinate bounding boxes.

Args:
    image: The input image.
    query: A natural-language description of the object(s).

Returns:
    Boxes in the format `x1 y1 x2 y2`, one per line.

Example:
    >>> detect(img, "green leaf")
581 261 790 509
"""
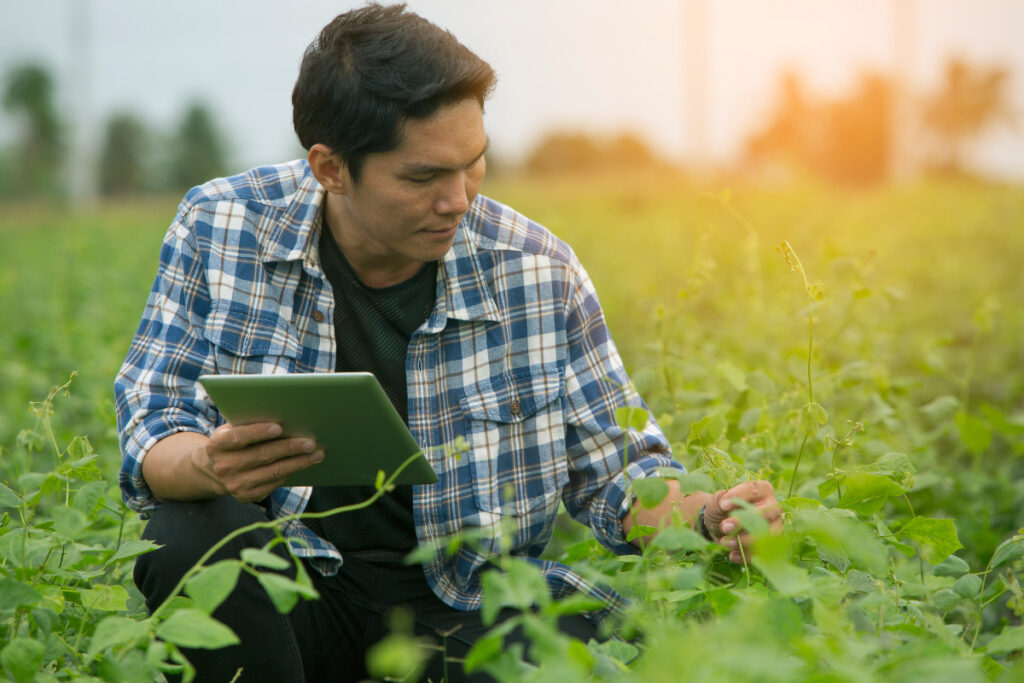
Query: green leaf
464 633 503 673
1 638 45 683
986 625 1024 654
106 539 162 566
51 506 90 539
256 572 317 614
80 584 130 612
156 609 240 649
632 477 669 509
648 526 708 553
990 535 1024 569
185 560 242 614
951 574 982 598
0 482 20 508
899 517 963 565
837 472 906 516
87 615 148 658
933 554 971 577
615 406 649 432
752 534 812 597
659 470 715 495
240 547 290 571
0 577 43 611
801 402 829 436
625 524 656 543
715 361 749 392
366 633 429 681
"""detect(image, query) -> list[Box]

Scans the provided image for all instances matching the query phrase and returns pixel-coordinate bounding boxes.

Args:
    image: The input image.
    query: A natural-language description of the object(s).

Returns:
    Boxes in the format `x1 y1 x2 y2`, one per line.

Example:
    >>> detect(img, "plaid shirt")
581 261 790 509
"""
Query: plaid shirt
115 159 682 618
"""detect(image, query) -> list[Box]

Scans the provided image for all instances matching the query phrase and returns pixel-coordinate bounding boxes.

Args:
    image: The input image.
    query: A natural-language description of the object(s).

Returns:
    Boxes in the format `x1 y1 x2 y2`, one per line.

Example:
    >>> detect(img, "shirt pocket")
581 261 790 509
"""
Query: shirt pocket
202 301 302 375
459 364 568 517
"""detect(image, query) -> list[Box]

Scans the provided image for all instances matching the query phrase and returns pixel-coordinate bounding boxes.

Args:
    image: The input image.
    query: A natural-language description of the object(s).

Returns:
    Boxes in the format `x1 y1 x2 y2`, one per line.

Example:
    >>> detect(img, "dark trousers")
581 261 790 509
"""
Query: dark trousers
134 497 598 682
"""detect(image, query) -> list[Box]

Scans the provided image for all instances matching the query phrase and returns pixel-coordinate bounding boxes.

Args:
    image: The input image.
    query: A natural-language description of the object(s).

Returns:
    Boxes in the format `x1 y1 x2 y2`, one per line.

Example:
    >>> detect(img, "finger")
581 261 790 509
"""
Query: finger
210 422 284 451
207 437 319 483
721 480 775 510
228 450 325 503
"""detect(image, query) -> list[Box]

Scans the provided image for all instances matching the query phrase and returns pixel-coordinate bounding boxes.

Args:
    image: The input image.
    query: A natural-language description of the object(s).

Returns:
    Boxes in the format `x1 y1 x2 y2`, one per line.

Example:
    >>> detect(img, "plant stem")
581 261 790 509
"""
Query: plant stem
151 451 423 621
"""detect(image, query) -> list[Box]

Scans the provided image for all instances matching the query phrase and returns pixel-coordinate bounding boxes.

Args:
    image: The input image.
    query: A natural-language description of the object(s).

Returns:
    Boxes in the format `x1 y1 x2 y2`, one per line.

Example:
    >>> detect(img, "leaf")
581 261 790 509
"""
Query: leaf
615 406 649 432
837 472 906 516
658 470 715 495
648 526 708 553
0 577 43 611
106 539 162 566
899 517 963 565
256 572 316 614
951 574 982 598
715 361 749 392
985 625 1024 654
0 482 20 508
240 547 290 571
801 402 829 436
933 554 971 577
185 560 242 614
625 524 656 543
72 480 108 516
1 637 45 683
51 506 90 539
156 609 240 649
632 477 669 508
87 615 148 658
464 633 503 673
80 584 130 612
990 535 1024 569
752 534 812 597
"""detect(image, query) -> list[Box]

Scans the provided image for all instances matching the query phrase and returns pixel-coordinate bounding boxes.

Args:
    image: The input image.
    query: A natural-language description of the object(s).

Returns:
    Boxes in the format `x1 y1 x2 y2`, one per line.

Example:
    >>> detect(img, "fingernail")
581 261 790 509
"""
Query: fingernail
720 521 735 534
310 451 325 463
302 439 317 452
267 424 282 437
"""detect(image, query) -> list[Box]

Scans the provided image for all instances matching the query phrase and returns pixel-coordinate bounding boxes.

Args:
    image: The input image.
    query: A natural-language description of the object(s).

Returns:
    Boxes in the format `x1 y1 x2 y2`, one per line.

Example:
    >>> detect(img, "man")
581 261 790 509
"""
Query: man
115 4 781 681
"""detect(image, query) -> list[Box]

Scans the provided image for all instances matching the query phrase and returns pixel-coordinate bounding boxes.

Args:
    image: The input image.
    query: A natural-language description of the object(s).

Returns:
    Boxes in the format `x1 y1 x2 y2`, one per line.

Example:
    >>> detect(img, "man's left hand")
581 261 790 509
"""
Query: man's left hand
701 480 783 564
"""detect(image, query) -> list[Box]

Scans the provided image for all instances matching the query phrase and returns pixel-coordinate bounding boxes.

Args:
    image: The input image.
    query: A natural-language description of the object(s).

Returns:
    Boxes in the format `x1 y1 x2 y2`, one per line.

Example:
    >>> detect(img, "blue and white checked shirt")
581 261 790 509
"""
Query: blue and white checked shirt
115 159 682 618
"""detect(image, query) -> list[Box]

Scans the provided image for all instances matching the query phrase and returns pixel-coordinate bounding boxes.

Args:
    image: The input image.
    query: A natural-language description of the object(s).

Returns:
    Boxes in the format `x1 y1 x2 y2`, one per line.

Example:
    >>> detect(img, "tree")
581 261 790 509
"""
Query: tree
525 131 663 175
745 70 891 185
170 102 230 189
2 63 63 196
99 112 150 196
922 57 1016 173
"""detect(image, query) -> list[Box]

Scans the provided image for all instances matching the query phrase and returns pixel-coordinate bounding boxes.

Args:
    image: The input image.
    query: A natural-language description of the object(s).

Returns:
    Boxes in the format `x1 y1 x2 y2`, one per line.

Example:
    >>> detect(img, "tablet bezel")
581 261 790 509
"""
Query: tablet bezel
197 372 438 487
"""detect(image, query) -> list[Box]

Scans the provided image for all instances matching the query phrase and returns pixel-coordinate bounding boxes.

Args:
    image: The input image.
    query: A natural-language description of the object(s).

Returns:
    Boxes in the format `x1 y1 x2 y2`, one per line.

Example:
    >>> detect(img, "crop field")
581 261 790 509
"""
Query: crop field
1 175 1023 681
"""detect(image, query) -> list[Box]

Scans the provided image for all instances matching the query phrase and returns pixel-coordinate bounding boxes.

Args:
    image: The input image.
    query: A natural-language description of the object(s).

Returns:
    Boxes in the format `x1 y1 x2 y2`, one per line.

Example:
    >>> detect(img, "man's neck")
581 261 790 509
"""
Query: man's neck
321 194 425 288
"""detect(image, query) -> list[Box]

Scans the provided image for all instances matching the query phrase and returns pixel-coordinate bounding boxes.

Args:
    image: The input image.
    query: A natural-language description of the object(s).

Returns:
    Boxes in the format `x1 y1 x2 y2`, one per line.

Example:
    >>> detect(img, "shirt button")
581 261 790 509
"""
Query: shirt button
510 400 522 416
313 310 325 322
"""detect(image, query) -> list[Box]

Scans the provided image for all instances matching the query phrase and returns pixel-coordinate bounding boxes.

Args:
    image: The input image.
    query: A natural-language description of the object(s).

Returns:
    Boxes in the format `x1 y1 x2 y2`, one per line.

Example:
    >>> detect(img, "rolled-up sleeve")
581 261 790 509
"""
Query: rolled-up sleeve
559 255 683 555
114 203 218 514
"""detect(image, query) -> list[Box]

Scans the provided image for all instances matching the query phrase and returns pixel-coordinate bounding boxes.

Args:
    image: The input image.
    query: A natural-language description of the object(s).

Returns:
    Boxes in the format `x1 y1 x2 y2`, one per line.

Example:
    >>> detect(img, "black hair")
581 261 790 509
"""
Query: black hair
292 3 496 182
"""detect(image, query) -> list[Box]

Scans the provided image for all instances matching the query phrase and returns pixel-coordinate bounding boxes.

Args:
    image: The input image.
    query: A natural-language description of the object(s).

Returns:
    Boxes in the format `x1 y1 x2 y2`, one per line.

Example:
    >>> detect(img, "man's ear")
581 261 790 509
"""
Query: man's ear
308 143 348 194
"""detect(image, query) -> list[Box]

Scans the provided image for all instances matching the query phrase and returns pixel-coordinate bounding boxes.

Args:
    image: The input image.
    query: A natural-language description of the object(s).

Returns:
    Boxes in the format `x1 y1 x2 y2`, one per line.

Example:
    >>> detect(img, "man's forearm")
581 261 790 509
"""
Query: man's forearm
142 431 224 503
622 479 712 547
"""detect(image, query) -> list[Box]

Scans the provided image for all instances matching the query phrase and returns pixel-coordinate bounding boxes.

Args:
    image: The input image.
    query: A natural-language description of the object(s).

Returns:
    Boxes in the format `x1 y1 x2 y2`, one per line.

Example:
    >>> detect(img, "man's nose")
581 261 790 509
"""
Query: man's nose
435 173 470 216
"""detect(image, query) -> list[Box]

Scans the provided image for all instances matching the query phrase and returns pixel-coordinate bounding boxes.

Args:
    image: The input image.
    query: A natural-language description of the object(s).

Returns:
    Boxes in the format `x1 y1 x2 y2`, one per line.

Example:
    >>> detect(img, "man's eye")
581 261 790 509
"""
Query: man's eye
408 175 434 184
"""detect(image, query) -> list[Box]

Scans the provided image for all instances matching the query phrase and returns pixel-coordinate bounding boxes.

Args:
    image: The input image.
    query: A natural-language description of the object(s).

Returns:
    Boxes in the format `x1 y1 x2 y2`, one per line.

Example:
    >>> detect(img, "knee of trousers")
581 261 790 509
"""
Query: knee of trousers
133 497 281 607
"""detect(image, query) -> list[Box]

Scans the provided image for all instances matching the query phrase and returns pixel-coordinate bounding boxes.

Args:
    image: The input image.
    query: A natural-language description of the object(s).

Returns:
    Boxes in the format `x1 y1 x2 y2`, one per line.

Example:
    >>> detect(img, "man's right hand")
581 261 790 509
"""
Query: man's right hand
143 424 324 504
196 422 325 503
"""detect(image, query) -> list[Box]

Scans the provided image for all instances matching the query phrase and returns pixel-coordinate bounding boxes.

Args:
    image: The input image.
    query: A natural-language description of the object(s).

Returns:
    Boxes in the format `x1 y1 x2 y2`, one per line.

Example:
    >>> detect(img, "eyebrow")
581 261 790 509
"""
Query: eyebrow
402 137 490 175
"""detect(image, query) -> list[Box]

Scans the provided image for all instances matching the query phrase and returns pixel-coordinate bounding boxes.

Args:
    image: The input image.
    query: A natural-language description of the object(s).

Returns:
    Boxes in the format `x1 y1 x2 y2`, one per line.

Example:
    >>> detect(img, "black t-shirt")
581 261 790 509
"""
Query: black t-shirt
302 219 438 556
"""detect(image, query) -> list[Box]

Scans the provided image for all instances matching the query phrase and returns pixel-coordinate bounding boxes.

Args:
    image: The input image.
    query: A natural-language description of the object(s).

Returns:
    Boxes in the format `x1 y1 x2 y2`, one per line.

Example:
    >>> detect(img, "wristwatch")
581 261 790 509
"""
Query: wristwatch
696 504 716 541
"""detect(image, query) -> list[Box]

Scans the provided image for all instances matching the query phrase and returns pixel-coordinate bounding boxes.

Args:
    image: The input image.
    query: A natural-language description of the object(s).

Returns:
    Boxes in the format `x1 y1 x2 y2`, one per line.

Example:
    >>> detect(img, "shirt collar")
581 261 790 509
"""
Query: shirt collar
256 161 326 272
430 200 503 329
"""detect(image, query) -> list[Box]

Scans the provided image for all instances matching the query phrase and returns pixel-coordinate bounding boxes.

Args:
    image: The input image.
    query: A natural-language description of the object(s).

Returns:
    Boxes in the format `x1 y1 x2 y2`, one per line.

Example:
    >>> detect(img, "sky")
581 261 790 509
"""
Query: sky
1 0 1022 180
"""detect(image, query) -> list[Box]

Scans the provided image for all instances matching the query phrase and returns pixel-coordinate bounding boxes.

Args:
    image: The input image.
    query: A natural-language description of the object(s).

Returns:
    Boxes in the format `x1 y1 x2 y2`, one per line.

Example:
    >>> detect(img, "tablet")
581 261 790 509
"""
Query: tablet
198 372 438 487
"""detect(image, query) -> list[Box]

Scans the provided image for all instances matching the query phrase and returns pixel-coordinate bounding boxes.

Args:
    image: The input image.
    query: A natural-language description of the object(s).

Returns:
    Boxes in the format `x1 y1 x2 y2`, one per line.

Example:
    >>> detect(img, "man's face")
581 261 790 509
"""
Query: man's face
328 97 488 285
